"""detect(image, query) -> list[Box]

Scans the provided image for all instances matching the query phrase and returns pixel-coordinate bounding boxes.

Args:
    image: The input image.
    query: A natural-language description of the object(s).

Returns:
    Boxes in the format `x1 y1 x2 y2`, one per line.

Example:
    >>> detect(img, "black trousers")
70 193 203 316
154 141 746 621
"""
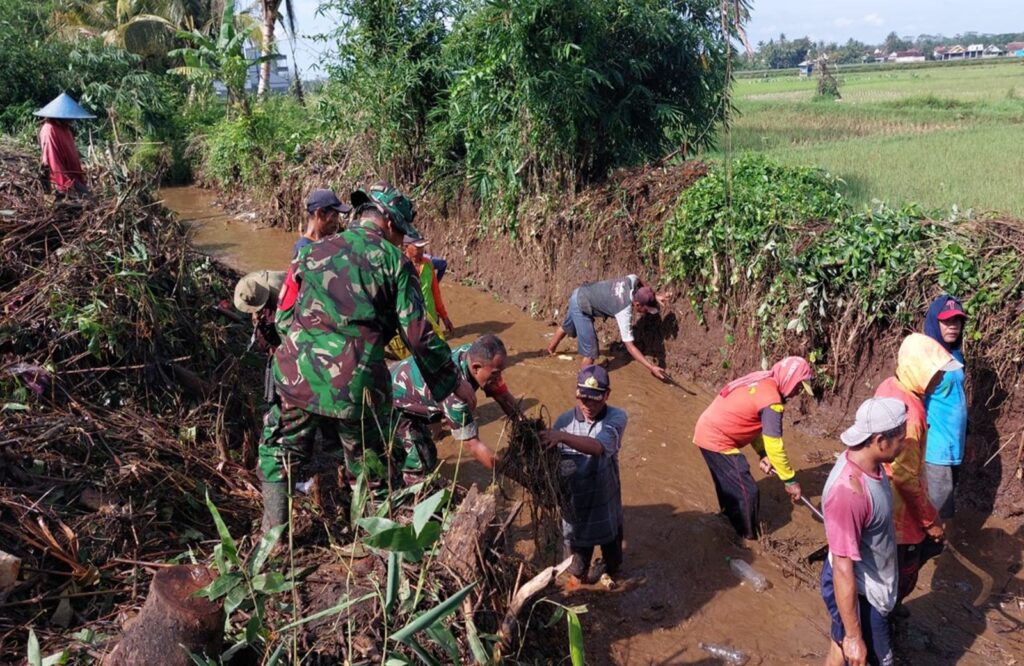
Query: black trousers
567 527 623 578
897 538 945 603
699 448 760 540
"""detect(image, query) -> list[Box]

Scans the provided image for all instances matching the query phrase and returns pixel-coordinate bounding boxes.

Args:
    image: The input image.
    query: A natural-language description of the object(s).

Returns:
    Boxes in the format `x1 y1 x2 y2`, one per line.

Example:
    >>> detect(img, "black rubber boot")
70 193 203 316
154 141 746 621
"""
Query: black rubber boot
261 481 288 533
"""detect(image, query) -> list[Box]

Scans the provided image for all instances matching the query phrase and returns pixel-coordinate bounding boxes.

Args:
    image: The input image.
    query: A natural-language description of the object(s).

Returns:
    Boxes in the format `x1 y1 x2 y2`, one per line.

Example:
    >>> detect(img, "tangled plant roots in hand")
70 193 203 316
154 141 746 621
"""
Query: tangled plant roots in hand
496 415 569 560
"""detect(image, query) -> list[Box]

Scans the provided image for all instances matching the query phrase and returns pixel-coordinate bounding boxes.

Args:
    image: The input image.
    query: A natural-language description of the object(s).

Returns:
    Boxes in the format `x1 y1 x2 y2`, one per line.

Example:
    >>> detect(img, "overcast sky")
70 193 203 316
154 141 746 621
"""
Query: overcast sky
278 0 1023 79
744 0 1021 46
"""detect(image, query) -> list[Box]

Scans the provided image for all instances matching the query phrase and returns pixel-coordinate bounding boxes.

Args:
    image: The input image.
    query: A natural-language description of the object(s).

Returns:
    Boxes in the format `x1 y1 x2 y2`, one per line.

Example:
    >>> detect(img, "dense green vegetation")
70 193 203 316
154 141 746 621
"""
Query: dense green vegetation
716 61 1024 215
310 0 742 229
662 155 1024 373
2 0 740 223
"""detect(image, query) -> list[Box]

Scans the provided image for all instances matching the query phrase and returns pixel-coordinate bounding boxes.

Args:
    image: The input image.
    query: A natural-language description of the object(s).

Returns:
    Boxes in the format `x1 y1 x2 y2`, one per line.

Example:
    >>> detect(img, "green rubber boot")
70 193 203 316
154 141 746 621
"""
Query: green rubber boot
261 481 288 533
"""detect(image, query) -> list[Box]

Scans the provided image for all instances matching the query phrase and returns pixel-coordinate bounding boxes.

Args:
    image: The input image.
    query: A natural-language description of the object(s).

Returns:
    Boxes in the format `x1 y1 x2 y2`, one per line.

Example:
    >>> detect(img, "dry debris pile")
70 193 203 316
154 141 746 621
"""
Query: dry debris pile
0 144 561 664
0 142 264 660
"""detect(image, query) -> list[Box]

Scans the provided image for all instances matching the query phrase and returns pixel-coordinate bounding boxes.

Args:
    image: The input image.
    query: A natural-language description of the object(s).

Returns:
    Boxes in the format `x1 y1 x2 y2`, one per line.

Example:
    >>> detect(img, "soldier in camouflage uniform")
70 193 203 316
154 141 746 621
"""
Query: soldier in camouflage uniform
258 181 476 531
391 334 522 480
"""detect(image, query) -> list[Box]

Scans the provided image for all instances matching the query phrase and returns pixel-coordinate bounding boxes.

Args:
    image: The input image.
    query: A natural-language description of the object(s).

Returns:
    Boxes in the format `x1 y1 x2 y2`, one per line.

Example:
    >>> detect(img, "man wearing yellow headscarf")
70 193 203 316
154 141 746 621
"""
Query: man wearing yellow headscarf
875 333 962 606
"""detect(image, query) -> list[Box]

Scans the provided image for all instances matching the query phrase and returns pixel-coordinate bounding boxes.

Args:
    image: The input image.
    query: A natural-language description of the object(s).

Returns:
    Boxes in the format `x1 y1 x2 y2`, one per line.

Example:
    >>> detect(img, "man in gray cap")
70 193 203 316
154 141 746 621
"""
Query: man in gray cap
820 397 907 666
546 274 668 380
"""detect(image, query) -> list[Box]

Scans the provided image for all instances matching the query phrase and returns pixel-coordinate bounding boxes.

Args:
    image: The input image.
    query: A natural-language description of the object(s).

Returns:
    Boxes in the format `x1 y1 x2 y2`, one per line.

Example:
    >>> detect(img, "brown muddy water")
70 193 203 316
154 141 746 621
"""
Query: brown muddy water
161 186 1024 665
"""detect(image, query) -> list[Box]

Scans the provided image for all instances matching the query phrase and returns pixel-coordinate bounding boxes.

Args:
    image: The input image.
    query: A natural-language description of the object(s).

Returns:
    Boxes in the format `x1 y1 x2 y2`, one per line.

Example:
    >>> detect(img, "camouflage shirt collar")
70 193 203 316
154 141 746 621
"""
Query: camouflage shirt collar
351 217 383 234
455 345 479 390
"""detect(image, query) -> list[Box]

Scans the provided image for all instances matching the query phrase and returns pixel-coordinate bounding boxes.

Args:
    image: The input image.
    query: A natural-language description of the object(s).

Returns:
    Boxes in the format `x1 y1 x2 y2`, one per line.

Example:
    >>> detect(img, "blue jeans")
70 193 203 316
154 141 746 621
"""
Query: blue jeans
560 290 598 359
821 560 894 666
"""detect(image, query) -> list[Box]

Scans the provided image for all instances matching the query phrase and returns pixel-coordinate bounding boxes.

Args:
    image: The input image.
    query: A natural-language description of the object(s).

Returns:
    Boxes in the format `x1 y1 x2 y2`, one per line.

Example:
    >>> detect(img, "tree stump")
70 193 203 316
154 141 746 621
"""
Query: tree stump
437 484 497 585
104 565 224 666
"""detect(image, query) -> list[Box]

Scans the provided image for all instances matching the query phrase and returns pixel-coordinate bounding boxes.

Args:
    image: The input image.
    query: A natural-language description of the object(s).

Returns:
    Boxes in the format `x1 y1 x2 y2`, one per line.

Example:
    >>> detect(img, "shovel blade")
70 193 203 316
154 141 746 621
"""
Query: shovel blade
805 544 829 563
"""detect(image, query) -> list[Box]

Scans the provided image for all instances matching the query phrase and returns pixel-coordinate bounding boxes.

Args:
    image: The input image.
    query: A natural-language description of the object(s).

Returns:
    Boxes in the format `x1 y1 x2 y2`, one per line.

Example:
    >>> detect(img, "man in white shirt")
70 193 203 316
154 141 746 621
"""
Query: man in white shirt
547 275 667 380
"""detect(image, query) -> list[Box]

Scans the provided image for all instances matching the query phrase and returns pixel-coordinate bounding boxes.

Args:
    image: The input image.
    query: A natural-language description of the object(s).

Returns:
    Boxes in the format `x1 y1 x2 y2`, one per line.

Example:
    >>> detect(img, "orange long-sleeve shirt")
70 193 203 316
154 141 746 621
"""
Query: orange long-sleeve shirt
875 377 938 545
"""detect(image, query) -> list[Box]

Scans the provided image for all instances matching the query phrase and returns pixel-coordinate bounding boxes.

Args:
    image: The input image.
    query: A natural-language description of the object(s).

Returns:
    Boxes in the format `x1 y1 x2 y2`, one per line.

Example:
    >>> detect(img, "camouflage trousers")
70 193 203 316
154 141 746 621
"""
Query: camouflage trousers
258 402 404 488
393 412 439 476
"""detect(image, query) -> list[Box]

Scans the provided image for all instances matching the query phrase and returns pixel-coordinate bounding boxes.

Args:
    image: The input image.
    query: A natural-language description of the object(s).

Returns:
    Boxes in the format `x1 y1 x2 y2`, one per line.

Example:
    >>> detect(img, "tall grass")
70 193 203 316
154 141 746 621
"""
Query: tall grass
712 62 1024 215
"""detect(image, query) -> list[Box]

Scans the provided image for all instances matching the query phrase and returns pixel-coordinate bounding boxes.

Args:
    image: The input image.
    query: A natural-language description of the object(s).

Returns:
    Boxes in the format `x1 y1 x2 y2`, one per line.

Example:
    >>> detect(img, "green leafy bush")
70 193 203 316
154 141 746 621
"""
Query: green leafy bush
316 0 457 184
198 97 314 188
661 154 1024 363
662 153 846 308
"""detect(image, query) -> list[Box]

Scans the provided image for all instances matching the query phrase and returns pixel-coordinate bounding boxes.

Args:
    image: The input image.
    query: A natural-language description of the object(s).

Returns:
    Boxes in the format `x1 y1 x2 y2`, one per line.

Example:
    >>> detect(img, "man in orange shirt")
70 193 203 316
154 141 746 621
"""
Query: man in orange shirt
693 357 812 540
874 333 960 605
403 235 454 337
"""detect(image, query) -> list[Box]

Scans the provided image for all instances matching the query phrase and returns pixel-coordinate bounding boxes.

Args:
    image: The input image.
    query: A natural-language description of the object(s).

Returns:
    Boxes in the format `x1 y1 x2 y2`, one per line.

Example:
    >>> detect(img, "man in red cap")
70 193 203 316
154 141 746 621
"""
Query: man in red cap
546 275 667 380
922 295 969 533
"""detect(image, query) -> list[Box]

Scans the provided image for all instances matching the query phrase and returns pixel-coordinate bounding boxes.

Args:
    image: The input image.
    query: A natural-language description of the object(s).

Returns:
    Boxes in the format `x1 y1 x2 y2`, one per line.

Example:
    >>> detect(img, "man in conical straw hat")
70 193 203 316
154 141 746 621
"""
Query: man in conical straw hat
34 92 95 194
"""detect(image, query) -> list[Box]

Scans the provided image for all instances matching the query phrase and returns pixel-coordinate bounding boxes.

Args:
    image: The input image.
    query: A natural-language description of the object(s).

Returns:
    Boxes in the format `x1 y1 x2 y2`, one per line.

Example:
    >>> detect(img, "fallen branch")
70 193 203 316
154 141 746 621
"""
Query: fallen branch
498 556 574 646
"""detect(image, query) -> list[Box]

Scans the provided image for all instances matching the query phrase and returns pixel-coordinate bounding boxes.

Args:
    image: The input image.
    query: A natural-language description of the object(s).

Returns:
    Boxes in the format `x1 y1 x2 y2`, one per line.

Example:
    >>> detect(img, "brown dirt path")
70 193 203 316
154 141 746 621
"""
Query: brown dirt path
164 185 1024 666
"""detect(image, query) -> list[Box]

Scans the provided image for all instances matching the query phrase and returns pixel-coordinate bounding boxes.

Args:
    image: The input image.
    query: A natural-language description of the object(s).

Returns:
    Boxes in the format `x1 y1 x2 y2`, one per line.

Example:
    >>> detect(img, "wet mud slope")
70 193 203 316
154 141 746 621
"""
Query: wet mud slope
413 165 1023 522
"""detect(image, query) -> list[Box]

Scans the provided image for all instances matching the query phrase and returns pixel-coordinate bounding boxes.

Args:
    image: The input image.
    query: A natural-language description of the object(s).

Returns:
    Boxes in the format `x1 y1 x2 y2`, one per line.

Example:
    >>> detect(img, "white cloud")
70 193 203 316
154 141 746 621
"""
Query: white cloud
834 17 853 28
863 13 884 26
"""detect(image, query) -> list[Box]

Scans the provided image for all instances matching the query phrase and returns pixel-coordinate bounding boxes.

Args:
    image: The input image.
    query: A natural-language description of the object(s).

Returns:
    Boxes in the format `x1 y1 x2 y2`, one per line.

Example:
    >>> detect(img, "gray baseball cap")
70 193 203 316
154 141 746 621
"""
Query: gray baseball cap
840 397 908 447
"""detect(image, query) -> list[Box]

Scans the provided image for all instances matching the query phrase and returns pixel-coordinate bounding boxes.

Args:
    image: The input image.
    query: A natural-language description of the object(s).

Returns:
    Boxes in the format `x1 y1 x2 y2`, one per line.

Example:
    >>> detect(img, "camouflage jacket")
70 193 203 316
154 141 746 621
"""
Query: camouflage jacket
392 343 510 441
272 218 459 419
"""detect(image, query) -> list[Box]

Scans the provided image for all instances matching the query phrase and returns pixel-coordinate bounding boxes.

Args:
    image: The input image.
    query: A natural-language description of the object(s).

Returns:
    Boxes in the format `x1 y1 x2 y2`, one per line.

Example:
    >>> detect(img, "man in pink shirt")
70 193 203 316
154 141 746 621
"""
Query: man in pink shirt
34 93 95 194
821 397 907 666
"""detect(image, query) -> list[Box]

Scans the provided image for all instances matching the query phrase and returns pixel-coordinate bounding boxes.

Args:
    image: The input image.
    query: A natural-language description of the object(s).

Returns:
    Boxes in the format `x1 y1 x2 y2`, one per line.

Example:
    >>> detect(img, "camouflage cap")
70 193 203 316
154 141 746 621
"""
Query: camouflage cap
351 180 420 239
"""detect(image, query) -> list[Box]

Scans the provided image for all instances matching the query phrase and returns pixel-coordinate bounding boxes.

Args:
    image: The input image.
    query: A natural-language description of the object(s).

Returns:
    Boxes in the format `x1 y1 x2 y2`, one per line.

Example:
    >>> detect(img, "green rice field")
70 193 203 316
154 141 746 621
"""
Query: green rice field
709 59 1024 216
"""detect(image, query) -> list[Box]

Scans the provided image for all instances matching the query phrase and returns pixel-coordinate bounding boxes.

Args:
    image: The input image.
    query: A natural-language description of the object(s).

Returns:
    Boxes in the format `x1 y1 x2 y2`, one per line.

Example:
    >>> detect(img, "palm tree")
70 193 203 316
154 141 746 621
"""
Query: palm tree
256 0 296 98
170 0 270 115
50 0 216 57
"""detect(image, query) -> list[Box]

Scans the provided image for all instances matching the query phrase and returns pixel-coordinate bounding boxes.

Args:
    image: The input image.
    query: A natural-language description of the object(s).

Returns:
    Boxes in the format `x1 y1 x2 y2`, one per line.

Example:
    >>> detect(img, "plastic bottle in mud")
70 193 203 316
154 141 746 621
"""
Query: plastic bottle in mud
727 557 769 592
698 641 750 665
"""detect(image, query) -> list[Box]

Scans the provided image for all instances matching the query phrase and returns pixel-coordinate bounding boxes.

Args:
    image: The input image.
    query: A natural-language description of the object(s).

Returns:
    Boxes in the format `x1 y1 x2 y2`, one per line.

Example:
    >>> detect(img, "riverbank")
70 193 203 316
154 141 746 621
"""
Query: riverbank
161 185 1024 664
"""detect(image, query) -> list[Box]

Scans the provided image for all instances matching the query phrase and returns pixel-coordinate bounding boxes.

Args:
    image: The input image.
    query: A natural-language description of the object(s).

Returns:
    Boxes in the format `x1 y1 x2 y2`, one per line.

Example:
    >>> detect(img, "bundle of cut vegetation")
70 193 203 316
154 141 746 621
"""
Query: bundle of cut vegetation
0 142 264 660
660 153 1024 515
495 415 568 564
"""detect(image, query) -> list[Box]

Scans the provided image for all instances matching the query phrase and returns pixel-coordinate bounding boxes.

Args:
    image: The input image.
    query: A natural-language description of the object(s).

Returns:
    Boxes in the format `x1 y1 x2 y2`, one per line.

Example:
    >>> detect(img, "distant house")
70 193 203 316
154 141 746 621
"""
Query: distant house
797 60 814 77
891 49 925 63
940 44 966 60
243 46 291 94
871 48 888 63
1007 41 1024 57
983 44 1004 58
932 46 948 60
965 43 985 59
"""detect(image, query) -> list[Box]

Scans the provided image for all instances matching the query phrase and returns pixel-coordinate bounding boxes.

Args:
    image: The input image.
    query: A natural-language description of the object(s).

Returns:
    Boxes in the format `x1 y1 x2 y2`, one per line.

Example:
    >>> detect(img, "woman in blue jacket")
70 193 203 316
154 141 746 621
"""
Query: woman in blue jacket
922 295 968 525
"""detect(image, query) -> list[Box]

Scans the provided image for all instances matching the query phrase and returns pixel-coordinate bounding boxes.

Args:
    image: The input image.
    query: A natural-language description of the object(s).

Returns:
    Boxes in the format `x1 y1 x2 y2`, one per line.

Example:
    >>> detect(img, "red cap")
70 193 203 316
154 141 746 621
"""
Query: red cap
936 299 967 321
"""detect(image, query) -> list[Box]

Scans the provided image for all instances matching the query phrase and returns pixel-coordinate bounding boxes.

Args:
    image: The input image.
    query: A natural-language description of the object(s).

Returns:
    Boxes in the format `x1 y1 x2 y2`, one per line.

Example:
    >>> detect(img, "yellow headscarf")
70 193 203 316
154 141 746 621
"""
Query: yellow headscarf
895 333 961 396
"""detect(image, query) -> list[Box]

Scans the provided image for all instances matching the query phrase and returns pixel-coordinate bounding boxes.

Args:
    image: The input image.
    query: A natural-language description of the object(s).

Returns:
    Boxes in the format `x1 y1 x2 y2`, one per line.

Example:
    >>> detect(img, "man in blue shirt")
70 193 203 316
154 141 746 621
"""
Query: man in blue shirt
922 295 968 527
540 365 628 581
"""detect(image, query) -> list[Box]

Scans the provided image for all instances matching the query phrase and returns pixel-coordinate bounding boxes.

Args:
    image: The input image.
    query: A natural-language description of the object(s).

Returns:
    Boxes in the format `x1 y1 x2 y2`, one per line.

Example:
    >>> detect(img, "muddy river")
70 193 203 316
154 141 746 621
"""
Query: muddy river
161 186 1023 665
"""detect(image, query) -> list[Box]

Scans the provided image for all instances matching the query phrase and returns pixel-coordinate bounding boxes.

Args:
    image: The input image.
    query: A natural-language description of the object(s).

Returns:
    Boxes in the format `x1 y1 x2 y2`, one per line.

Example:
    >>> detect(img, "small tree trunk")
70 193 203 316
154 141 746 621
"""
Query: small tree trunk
104 565 224 666
258 3 277 98
437 485 497 585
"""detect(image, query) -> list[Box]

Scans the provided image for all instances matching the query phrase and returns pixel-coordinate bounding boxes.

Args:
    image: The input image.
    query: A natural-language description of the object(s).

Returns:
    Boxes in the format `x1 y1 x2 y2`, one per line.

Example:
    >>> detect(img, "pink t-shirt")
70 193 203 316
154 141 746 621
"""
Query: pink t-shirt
822 450 898 612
